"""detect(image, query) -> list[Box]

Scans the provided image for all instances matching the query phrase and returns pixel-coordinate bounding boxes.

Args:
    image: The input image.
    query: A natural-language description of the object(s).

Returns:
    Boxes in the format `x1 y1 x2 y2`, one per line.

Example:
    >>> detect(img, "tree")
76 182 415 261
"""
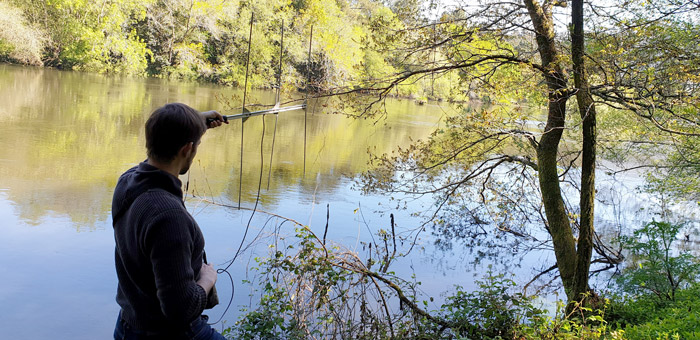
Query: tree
587 1 700 203
10 0 151 73
349 0 700 306
0 0 46 66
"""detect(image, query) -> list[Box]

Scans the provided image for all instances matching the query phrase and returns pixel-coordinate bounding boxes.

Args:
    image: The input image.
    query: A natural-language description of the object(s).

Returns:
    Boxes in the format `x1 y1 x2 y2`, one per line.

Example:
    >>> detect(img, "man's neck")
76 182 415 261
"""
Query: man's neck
146 158 181 178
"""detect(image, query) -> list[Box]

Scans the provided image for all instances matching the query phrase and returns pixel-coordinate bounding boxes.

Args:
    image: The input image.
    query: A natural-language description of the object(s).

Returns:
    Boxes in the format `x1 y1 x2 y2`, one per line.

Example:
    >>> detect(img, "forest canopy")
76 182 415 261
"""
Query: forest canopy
1 0 451 99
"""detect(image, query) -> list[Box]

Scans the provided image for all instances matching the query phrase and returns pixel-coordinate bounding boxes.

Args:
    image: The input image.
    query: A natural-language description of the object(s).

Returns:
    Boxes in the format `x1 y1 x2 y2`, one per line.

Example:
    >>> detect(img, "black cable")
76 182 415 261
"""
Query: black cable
208 18 302 329
209 267 235 326
210 95 267 326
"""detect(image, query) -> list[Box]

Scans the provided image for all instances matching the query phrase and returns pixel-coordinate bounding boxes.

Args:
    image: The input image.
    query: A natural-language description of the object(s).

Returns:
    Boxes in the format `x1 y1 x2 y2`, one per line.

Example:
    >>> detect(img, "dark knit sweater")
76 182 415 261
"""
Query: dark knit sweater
112 161 207 333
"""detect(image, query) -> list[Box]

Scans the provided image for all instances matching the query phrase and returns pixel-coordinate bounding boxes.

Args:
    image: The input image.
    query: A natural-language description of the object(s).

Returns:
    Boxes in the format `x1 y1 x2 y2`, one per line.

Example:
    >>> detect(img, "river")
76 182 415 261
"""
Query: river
1 63 697 339
0 63 464 339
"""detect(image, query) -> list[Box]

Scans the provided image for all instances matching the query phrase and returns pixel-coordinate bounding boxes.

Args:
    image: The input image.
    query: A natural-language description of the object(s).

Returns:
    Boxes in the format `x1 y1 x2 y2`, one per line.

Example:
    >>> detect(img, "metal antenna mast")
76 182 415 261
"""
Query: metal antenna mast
238 12 254 209
303 25 313 177
206 18 312 201
267 20 284 190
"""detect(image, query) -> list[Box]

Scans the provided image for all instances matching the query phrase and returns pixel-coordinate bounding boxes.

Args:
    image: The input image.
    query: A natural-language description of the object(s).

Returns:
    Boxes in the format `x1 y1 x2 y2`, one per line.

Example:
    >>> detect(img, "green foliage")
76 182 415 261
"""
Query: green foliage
597 218 700 338
644 136 700 202
0 39 13 58
587 5 700 202
518 298 622 340
234 283 306 340
0 0 45 65
11 0 151 73
227 219 700 340
607 283 700 339
231 227 373 339
5 0 453 99
231 225 539 340
605 220 700 339
3 0 538 101
616 221 700 301
622 303 700 339
606 292 663 328
439 270 543 339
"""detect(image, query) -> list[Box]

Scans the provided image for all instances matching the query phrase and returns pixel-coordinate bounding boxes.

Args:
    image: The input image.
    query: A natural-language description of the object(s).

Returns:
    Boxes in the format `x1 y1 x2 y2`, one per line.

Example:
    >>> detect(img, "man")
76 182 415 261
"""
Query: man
112 103 228 339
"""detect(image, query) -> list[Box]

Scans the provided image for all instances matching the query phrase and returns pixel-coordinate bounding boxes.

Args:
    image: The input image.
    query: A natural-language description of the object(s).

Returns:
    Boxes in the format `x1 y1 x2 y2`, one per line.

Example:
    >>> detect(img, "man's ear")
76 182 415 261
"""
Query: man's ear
179 142 194 158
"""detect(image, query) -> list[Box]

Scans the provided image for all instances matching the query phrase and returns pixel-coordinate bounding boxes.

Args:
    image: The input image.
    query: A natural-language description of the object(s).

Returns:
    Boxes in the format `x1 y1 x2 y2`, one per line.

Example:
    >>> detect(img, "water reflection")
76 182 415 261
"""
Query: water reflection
0 63 451 339
0 63 444 229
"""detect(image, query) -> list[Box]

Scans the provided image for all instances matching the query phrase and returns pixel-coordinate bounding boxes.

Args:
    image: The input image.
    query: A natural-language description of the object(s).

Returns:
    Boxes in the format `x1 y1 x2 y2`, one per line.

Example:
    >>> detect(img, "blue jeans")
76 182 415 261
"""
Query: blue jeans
114 312 226 340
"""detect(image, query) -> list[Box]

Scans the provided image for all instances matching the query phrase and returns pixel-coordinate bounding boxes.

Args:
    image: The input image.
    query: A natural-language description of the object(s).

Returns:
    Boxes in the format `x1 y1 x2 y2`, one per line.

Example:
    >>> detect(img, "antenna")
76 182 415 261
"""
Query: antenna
267 20 284 190
238 12 254 209
207 15 316 328
303 25 313 177
205 16 310 198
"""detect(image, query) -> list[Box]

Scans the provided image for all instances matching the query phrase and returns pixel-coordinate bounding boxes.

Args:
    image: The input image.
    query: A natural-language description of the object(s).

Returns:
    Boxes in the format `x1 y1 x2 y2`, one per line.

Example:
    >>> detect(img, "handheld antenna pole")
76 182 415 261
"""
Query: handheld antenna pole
303 25 313 177
267 20 284 190
239 12 254 209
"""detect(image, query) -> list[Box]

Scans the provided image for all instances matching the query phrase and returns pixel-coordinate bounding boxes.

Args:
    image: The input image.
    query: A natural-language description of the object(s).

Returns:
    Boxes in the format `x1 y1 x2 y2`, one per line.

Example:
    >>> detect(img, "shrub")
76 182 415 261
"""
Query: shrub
439 270 541 339
0 1 45 66
616 221 700 302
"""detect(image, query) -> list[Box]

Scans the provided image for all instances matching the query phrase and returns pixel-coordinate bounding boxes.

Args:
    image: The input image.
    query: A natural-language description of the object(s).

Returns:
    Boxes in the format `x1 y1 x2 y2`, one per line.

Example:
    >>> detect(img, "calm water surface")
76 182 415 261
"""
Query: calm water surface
0 63 457 339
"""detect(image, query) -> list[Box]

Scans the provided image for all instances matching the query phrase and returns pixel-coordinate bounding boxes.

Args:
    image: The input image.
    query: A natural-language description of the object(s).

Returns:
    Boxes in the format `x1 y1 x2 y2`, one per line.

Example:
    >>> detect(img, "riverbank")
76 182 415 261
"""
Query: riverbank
0 0 469 102
222 220 700 339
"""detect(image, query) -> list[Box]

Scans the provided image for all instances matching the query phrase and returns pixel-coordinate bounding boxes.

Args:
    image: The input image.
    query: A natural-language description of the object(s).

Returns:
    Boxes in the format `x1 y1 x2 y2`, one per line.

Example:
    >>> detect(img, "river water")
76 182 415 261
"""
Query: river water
1 63 697 339
0 63 464 338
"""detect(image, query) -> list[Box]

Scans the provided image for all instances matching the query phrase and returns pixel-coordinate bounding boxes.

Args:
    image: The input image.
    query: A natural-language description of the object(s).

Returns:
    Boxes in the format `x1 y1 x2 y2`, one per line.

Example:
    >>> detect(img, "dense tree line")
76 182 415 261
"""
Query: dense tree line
0 0 459 100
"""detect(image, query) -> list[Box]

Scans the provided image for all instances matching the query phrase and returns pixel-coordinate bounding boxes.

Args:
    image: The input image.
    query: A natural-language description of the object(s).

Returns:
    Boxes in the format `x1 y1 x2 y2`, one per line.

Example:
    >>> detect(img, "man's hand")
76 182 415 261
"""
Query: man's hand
201 110 228 129
196 263 218 294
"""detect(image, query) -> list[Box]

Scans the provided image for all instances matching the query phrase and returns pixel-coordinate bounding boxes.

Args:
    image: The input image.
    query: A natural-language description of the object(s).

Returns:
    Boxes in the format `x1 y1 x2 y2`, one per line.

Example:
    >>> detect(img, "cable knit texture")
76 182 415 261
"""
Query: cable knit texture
112 161 207 333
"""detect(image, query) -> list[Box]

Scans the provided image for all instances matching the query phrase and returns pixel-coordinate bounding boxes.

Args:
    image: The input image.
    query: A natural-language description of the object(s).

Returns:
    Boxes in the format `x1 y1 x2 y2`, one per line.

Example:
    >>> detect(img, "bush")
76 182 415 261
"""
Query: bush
517 297 623 340
616 221 700 302
0 1 45 66
439 270 542 339
228 218 700 340
605 220 700 339
608 284 700 339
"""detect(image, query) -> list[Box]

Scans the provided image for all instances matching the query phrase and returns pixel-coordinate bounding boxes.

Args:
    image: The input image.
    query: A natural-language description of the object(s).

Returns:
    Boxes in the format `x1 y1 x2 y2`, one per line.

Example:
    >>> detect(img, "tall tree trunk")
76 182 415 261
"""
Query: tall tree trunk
523 0 578 301
571 0 597 305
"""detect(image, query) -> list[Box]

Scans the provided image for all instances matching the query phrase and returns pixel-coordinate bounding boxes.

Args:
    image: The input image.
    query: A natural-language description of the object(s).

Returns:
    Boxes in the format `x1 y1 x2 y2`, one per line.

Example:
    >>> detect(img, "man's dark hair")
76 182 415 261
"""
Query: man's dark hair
145 103 207 162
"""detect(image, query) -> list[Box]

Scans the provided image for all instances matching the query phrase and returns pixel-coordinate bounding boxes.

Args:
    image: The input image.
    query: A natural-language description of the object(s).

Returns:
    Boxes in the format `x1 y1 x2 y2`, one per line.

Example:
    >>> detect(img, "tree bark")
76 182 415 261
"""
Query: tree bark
523 0 579 301
571 0 597 306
